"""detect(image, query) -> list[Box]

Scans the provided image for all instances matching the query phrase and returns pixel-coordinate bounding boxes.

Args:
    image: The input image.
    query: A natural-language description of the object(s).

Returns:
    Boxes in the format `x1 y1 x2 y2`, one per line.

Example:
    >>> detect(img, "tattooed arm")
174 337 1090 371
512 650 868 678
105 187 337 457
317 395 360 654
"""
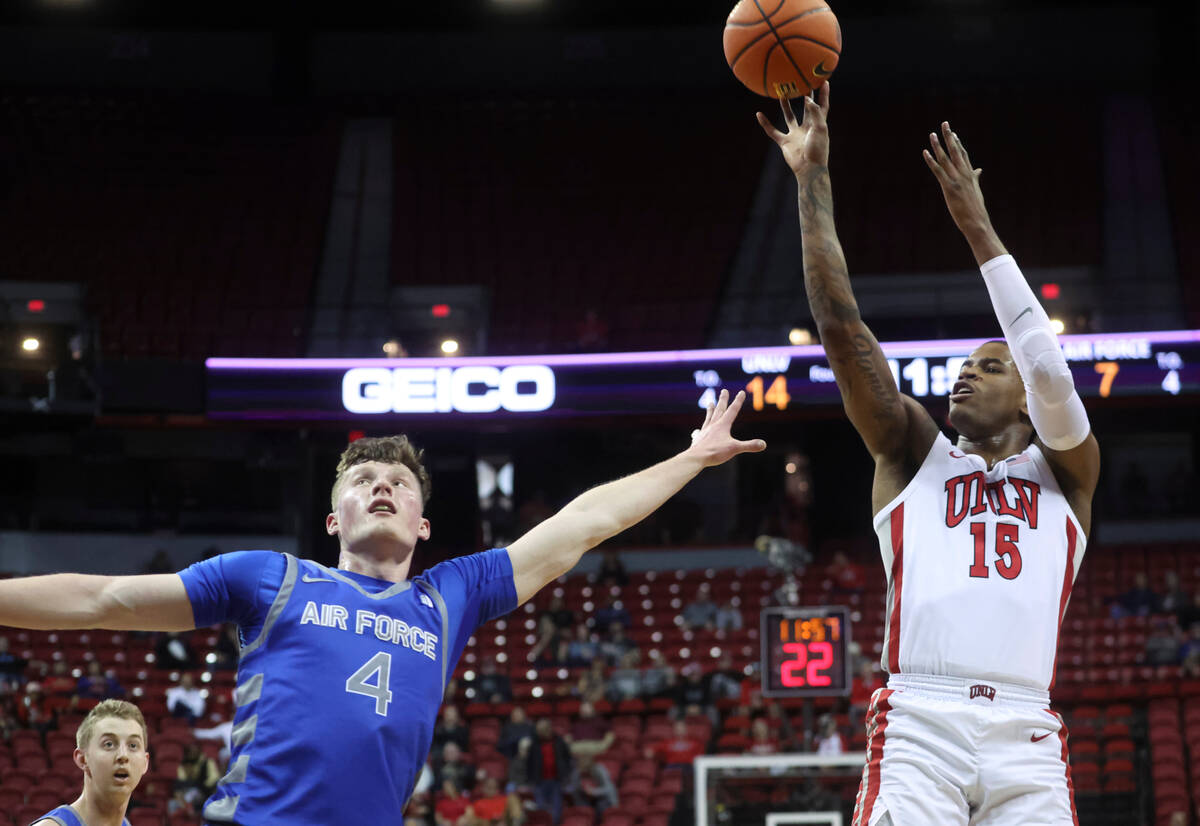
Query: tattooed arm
758 85 939 502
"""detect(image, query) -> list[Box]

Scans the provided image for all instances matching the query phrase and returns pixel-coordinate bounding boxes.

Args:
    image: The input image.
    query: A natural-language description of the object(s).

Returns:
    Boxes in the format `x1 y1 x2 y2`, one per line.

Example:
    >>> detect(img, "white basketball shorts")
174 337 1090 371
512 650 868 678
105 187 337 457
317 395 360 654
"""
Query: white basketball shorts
851 674 1078 826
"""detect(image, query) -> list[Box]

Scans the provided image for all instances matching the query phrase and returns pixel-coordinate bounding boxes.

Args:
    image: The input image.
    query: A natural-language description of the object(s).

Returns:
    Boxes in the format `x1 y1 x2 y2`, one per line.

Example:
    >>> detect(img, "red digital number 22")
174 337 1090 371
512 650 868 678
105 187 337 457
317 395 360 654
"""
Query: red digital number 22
781 642 834 687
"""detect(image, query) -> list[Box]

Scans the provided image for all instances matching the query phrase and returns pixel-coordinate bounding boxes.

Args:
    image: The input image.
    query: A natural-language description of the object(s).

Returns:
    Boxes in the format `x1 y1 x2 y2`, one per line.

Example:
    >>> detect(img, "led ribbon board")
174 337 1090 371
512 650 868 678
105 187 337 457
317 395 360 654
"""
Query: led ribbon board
205 330 1200 420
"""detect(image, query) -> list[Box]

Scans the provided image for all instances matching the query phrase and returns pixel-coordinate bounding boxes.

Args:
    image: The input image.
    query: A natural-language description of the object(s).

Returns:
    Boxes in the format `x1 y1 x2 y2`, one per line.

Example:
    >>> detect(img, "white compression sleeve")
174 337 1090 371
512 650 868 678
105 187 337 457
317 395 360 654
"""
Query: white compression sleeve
980 254 1091 451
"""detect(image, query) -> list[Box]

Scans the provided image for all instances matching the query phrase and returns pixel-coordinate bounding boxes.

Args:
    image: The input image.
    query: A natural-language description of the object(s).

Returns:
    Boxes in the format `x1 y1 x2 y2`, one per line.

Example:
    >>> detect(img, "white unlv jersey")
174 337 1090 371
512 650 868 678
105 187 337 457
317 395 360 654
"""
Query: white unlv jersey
873 432 1087 691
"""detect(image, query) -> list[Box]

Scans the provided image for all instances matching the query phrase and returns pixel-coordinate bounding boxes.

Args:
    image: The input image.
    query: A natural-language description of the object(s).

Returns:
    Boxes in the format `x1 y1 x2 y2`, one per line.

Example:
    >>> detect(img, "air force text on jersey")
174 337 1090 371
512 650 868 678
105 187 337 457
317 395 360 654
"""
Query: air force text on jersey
299 600 439 660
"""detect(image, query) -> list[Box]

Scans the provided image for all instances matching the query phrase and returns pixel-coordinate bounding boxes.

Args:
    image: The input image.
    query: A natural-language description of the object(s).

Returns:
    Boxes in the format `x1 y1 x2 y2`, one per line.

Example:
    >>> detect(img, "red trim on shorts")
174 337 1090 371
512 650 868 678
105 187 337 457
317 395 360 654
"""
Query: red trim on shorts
853 688 894 826
886 504 904 674
1050 710 1079 826
1048 518 1078 691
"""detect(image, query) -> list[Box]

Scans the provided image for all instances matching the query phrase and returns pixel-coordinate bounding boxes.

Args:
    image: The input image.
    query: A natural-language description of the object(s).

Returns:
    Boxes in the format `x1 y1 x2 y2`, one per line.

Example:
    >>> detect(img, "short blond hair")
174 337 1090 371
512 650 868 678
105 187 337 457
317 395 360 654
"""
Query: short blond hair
331 435 431 510
76 699 149 750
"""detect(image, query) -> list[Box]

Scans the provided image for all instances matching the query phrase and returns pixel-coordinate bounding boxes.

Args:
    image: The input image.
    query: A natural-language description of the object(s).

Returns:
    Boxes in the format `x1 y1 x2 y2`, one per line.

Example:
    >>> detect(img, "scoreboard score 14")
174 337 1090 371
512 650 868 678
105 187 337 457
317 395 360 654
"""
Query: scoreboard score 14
760 605 852 698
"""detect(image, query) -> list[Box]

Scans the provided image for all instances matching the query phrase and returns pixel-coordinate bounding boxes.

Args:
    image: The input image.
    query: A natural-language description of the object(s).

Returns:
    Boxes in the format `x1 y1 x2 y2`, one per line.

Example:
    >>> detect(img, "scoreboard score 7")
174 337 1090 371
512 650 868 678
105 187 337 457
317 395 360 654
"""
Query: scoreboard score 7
760 606 852 698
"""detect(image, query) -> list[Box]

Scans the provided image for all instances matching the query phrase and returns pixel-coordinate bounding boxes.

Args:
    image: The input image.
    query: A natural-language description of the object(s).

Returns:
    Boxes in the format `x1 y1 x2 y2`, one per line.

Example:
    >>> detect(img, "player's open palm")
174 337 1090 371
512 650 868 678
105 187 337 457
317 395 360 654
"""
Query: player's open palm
687 389 767 468
923 121 991 236
757 82 831 176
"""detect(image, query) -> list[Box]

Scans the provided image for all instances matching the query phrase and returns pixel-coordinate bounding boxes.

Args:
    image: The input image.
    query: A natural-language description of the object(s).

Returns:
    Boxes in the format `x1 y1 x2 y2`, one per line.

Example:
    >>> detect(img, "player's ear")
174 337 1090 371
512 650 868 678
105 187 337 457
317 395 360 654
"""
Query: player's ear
418 517 431 541
326 512 339 536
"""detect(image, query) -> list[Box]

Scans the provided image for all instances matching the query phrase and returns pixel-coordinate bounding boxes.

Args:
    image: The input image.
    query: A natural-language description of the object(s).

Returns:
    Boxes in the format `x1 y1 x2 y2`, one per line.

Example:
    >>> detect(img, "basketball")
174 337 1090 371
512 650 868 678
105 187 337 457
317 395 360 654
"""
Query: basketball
723 0 842 99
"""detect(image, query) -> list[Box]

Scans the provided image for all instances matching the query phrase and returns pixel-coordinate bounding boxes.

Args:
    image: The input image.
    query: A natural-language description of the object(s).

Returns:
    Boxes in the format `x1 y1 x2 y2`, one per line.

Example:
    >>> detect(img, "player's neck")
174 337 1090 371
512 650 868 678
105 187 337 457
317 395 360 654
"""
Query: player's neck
338 545 414 583
74 785 130 826
956 427 1030 469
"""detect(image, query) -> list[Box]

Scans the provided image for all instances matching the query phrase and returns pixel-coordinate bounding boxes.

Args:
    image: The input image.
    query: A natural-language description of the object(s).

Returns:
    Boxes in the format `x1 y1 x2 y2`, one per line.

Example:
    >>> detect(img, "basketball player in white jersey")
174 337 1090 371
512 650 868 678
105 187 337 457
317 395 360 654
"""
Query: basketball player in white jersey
759 83 1100 825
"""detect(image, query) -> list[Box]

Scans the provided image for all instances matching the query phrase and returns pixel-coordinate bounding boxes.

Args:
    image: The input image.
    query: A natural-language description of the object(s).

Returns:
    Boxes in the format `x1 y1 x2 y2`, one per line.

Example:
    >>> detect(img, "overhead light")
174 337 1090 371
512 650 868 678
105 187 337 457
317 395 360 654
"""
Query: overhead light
21 337 40 352
1050 318 1066 335
440 339 460 355
788 327 812 346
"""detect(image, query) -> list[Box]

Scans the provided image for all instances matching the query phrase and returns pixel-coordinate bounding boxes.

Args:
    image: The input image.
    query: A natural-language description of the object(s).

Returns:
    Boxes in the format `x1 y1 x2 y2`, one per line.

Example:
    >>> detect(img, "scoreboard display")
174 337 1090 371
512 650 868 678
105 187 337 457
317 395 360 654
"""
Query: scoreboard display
206 330 1200 421
760 605 852 698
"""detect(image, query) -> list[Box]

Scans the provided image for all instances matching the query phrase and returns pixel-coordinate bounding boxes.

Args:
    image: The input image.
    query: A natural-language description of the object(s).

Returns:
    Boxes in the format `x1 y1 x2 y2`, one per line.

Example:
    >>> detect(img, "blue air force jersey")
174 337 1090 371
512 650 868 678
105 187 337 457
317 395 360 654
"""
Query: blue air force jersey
178 549 517 825
30 806 130 826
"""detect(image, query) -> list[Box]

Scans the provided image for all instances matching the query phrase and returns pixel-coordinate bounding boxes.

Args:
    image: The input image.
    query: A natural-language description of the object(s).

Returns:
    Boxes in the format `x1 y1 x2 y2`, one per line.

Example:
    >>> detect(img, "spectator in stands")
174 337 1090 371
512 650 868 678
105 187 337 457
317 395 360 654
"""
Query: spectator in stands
1112 572 1159 618
575 659 608 704
593 596 631 630
1177 623 1200 663
706 653 743 703
469 657 513 704
499 706 537 758
77 660 125 701
673 663 715 724
644 720 706 769
0 636 29 683
714 598 743 632
144 548 173 574
1160 571 1191 614
1144 617 1182 666
599 623 636 666
850 660 883 719
16 680 56 735
154 631 196 669
175 742 221 806
544 595 576 632
434 778 473 826
682 582 720 630
748 718 780 755
814 714 844 755
570 752 619 814
566 624 599 667
471 775 522 826
43 660 80 707
566 699 614 757
165 672 206 723
597 550 628 588
641 649 677 699
432 705 471 759
528 717 573 825
507 735 534 795
607 649 644 702
574 308 610 352
433 741 476 794
824 550 867 593
761 702 796 751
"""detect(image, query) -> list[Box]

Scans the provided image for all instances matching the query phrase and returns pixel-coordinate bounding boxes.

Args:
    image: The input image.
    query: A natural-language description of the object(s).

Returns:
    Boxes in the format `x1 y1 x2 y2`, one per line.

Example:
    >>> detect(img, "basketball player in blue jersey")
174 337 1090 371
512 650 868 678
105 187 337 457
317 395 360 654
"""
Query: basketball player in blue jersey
31 699 150 826
1 390 764 825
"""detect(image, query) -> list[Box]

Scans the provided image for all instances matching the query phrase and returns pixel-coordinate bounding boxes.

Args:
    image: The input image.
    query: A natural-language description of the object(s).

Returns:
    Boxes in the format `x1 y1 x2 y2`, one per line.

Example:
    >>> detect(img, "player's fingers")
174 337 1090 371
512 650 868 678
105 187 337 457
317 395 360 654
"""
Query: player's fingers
780 96 798 130
756 111 787 144
735 438 768 453
922 149 948 182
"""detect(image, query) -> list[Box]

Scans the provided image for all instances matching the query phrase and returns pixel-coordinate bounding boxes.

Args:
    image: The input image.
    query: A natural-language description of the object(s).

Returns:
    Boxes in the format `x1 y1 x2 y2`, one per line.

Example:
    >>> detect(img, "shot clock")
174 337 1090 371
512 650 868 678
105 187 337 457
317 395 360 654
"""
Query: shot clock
206 330 1200 421
760 605 852 698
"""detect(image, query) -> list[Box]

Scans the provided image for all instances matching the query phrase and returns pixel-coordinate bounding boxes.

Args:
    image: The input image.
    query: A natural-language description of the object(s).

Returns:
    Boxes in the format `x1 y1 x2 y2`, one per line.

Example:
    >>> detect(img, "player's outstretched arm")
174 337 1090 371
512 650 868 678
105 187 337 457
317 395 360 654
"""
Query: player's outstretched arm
925 123 1100 520
758 83 938 465
0 573 196 631
507 389 765 605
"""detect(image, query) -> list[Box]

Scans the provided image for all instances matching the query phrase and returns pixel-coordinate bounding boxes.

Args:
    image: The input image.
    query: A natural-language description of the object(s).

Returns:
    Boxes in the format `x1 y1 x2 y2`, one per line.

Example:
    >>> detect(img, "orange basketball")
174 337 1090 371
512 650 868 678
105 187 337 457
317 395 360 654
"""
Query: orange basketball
723 0 842 99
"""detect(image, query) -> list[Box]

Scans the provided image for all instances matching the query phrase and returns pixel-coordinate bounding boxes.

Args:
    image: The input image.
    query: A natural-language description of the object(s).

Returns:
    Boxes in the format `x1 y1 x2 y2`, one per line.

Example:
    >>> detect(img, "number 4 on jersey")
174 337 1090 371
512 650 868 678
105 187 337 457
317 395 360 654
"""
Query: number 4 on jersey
346 651 393 716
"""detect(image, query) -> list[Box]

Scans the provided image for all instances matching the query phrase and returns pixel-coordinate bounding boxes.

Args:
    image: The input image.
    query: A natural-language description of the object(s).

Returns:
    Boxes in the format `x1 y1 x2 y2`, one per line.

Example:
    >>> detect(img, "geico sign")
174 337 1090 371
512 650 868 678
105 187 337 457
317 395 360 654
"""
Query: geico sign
342 365 556 414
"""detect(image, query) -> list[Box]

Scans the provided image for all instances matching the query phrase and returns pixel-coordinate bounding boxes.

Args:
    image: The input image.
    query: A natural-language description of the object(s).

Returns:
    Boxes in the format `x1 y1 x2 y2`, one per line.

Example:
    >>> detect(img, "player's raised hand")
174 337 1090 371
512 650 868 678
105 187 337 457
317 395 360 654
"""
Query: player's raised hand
923 121 1007 264
757 82 831 176
686 389 767 468
923 121 992 235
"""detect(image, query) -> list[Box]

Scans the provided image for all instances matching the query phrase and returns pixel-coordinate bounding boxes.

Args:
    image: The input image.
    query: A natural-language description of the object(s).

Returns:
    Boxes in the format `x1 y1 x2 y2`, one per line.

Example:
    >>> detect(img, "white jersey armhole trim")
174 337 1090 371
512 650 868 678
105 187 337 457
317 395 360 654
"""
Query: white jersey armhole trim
1025 442 1089 548
871 432 951 532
